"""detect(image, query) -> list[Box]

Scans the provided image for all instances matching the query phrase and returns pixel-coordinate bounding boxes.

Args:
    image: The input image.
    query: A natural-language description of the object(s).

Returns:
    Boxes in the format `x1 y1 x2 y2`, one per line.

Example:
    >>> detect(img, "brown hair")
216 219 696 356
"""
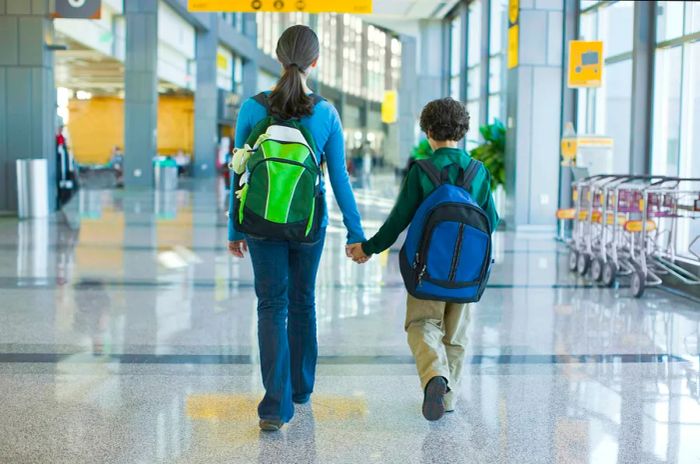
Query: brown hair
419 98 470 142
269 25 320 120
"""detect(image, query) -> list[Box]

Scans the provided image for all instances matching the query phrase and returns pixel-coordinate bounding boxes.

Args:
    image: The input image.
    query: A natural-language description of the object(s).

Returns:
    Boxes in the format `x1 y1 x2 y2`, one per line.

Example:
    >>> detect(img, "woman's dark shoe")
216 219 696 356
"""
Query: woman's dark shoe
259 419 283 431
293 394 311 405
422 376 447 421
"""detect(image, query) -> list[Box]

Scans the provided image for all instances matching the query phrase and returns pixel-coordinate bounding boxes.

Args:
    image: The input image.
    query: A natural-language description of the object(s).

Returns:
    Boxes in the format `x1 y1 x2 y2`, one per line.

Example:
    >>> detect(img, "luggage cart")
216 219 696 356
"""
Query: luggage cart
630 177 700 297
558 175 612 274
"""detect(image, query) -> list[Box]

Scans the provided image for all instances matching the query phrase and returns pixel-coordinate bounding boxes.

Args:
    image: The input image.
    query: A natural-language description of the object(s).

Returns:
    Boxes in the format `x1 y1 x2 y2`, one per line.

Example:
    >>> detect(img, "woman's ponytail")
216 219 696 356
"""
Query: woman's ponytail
269 26 320 120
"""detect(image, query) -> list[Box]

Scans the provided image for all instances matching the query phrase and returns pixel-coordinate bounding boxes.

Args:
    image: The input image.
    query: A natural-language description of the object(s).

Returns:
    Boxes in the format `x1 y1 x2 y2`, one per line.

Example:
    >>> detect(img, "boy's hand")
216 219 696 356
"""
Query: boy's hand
347 243 370 264
228 240 248 258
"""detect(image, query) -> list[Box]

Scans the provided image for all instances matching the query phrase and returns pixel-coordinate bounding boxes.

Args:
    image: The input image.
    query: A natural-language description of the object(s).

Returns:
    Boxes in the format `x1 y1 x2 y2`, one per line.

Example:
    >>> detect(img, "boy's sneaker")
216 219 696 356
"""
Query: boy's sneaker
422 376 447 421
259 419 283 432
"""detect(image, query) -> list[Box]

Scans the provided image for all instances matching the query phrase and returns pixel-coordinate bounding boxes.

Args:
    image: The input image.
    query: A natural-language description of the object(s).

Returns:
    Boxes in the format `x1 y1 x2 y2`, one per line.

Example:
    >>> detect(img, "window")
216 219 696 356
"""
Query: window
599 0 633 59
367 25 388 102
341 15 363 97
466 0 482 130
657 0 686 42
448 13 463 100
488 0 508 123
317 14 338 88
652 46 683 176
390 38 402 91
652 2 700 258
575 1 633 173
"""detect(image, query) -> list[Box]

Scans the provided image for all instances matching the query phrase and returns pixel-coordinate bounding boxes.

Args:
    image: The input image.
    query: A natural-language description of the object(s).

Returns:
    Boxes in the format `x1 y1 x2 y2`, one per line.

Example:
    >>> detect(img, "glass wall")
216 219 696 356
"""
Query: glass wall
652 1 700 178
367 25 388 102
317 13 339 89
390 38 402 91
576 1 634 174
466 0 482 129
449 13 463 100
488 0 508 123
342 15 364 97
256 13 396 104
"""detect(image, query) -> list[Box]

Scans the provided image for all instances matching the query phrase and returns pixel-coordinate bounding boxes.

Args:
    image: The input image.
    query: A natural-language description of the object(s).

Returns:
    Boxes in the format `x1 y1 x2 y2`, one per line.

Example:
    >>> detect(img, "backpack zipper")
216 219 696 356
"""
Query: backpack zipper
449 224 465 281
414 202 491 287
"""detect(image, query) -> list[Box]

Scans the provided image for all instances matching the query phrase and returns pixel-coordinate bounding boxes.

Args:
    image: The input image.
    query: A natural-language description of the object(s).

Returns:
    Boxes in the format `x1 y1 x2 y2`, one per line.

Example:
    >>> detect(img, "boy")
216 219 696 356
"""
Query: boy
349 98 499 420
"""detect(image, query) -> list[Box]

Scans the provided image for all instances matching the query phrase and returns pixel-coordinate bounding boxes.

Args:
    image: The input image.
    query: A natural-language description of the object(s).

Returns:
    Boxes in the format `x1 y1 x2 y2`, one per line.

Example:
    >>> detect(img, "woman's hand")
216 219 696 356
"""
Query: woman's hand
228 240 248 258
346 243 370 264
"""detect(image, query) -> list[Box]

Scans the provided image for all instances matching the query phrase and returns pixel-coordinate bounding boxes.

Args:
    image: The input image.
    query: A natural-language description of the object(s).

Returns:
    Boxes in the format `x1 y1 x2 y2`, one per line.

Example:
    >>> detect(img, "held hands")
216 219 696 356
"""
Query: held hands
345 243 370 264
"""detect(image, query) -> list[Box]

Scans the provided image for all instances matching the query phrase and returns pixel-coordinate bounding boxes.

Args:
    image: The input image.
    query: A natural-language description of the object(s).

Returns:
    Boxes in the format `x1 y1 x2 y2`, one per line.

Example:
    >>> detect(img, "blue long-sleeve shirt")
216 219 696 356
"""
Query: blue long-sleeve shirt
228 93 366 244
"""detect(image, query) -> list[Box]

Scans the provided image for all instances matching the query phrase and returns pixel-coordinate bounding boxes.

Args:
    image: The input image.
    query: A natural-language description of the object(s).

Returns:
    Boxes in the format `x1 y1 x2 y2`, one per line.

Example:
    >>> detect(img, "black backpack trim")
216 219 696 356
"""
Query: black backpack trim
415 158 483 191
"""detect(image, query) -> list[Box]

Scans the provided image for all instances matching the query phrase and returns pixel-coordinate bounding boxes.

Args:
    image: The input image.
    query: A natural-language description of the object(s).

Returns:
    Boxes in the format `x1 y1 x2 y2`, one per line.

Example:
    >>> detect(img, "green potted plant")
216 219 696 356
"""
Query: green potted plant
469 119 506 191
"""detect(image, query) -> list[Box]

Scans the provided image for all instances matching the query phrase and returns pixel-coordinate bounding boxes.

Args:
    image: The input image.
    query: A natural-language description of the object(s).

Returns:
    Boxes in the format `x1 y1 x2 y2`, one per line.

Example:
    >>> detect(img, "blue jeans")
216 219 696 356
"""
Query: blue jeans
246 229 326 423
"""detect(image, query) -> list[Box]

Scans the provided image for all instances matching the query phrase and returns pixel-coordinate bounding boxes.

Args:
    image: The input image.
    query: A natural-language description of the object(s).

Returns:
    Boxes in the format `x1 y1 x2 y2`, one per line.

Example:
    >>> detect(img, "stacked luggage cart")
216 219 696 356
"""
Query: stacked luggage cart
557 175 700 297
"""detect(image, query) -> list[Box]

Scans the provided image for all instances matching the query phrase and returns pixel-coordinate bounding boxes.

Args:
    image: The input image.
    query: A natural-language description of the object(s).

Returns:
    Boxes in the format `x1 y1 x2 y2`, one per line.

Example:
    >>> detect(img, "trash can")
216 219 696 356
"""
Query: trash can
154 158 178 190
16 159 49 219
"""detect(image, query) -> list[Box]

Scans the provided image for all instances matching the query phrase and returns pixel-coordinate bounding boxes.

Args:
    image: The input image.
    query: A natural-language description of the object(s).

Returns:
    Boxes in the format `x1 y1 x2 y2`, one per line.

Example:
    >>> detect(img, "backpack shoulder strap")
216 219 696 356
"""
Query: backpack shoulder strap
461 159 483 191
415 159 442 187
252 92 271 114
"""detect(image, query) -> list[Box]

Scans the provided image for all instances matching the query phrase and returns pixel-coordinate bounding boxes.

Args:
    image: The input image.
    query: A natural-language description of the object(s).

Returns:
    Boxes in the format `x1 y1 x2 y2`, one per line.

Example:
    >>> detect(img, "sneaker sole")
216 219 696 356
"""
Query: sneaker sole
422 378 447 421
259 420 282 432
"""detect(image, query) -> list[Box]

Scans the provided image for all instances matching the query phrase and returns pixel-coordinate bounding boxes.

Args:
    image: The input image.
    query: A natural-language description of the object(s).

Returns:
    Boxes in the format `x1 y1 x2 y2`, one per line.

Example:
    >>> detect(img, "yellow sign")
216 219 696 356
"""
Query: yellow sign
507 25 519 69
508 0 519 24
568 41 604 88
381 90 398 124
561 138 578 166
188 0 372 13
217 52 229 71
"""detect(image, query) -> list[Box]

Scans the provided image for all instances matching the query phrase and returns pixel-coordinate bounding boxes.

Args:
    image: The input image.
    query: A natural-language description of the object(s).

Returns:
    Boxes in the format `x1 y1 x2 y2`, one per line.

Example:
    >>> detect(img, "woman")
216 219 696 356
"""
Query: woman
228 25 365 431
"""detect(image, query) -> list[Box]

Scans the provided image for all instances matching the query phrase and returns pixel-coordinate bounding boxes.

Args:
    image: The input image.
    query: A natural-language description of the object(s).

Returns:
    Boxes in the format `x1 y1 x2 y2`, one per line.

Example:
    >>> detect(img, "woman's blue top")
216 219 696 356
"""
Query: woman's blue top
227 92 366 244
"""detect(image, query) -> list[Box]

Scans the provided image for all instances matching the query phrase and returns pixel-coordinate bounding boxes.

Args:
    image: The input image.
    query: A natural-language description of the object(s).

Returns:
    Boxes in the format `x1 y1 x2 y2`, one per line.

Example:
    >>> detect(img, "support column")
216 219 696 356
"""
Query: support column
0 0 56 212
504 0 564 230
124 0 158 188
398 35 418 167
557 0 579 210
629 1 656 175
193 14 219 178
240 13 258 100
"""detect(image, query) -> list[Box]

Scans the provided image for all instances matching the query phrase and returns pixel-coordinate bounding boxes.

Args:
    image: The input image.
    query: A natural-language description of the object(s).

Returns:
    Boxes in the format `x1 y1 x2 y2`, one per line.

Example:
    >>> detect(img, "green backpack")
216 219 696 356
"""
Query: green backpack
233 92 325 242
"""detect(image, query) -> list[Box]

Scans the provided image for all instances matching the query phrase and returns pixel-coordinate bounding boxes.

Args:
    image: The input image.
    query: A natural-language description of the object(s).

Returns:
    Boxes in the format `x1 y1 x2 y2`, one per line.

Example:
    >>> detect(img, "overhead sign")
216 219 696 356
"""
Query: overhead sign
568 41 604 88
507 0 519 69
53 0 101 19
188 0 372 13
381 91 397 124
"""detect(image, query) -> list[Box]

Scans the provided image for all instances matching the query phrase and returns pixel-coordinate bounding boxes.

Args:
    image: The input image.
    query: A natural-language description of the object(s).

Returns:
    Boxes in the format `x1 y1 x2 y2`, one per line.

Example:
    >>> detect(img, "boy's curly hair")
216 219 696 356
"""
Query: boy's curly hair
419 98 470 142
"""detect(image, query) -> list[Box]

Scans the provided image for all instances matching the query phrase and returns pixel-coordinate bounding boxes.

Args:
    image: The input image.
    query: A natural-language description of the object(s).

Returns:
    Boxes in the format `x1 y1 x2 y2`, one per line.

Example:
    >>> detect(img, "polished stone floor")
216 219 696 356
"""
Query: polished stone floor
0 176 698 464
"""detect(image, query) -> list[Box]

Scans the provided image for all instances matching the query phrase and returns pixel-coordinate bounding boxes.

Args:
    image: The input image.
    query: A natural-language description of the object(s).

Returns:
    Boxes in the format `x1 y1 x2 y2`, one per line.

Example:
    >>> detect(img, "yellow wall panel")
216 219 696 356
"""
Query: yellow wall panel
68 97 124 165
68 96 195 165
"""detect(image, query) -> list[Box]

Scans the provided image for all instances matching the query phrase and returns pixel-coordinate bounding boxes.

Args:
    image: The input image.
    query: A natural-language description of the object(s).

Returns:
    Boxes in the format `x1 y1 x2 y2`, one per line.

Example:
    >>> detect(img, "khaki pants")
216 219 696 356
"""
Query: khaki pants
405 294 470 410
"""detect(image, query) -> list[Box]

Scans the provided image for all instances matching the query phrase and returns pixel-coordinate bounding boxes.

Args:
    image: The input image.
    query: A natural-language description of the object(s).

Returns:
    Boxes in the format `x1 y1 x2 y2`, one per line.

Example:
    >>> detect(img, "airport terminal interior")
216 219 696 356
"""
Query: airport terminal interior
0 0 699 463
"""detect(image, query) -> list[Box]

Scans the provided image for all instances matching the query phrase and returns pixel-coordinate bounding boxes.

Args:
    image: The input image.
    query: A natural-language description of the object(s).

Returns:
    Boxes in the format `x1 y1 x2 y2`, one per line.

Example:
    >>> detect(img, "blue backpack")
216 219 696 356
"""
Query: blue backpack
399 159 494 303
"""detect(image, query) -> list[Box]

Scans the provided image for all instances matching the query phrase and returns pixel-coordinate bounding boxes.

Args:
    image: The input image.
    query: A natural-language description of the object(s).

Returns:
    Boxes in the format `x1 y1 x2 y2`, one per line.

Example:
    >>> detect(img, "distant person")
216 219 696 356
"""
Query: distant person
227 25 365 431
348 98 499 421
174 150 190 176
110 145 124 187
